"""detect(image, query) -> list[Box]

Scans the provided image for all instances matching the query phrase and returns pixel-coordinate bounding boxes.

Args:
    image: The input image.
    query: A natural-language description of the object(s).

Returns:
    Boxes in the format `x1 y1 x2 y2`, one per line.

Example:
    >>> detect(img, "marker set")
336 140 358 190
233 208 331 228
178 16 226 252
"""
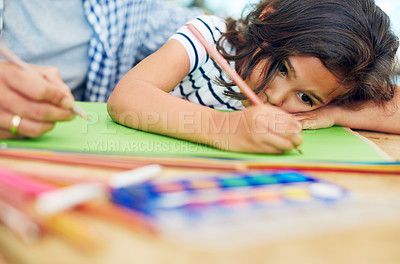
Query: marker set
111 170 349 227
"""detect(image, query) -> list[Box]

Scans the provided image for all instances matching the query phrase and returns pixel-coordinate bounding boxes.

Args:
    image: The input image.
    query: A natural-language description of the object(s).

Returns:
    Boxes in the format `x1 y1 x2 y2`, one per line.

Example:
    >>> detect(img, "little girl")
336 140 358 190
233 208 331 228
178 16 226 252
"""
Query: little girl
107 0 399 154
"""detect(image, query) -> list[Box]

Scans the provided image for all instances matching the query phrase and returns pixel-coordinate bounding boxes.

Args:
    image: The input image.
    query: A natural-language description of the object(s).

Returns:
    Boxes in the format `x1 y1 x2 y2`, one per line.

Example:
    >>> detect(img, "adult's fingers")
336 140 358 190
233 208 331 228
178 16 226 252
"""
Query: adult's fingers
32 65 72 93
0 110 55 138
0 88 75 122
1 63 75 108
0 129 26 139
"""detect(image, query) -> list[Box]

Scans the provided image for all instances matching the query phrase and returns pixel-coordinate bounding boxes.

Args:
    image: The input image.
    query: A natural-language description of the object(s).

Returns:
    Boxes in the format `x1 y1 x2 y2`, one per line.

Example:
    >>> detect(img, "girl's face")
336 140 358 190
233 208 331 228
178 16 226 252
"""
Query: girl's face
243 56 346 113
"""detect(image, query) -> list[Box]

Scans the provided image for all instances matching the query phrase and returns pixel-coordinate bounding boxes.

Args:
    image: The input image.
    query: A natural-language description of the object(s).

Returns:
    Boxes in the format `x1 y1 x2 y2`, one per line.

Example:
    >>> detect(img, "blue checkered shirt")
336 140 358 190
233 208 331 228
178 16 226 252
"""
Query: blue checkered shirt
0 0 202 102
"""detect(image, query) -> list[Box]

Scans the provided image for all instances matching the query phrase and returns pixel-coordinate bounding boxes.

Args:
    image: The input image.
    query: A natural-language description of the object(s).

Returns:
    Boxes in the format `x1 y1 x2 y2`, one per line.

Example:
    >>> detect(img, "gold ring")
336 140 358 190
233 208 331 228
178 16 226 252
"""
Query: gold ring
10 115 22 135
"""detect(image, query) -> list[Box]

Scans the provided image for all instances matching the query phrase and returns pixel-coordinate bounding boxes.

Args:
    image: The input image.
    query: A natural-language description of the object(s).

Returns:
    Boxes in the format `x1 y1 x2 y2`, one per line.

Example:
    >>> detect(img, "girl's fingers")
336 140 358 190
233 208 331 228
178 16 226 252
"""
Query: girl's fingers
253 112 303 151
251 104 303 134
265 114 302 134
266 119 303 148
225 105 303 154
292 111 334 130
252 144 284 154
288 131 303 148
259 132 301 153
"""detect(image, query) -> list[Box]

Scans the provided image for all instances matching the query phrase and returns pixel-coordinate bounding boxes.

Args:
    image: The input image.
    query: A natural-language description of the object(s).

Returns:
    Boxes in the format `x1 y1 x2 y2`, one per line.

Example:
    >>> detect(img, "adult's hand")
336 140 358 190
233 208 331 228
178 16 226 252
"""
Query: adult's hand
0 61 76 139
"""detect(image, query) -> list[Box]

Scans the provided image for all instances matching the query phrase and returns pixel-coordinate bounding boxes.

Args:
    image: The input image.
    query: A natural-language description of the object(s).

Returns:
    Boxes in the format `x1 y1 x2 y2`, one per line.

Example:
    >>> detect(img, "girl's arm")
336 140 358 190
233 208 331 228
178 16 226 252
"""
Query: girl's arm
107 39 302 154
294 85 400 134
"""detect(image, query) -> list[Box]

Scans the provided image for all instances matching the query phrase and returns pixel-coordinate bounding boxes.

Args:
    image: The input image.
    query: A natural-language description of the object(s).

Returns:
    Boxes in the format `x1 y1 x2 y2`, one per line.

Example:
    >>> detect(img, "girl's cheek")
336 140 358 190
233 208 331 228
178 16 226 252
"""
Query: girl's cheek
280 98 307 113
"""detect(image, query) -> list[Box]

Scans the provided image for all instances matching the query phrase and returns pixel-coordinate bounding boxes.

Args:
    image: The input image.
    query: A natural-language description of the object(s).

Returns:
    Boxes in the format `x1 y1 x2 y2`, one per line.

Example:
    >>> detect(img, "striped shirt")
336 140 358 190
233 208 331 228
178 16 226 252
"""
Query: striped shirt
170 15 245 110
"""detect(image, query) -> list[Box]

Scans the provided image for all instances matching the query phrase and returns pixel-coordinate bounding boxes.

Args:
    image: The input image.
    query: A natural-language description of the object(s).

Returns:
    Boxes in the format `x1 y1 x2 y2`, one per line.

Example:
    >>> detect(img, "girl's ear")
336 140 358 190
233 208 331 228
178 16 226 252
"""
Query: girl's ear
260 4 275 20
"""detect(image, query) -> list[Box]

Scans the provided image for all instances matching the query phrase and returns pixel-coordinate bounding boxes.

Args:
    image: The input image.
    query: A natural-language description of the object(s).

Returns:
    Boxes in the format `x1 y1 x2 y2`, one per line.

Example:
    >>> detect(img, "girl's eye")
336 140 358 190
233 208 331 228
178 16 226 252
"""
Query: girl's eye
279 64 288 77
299 92 314 107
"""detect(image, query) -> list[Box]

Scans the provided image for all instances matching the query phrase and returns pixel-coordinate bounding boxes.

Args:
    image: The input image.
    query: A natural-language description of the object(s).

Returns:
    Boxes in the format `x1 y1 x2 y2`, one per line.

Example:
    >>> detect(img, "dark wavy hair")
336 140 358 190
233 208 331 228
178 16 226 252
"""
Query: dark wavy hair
217 0 399 106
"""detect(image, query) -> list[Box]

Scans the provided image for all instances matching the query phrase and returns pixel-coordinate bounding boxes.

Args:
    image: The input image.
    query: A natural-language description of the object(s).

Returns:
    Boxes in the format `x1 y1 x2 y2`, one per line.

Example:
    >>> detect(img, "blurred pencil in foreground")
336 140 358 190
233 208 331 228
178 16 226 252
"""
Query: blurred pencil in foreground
78 200 156 234
42 211 104 252
0 167 102 252
0 198 41 244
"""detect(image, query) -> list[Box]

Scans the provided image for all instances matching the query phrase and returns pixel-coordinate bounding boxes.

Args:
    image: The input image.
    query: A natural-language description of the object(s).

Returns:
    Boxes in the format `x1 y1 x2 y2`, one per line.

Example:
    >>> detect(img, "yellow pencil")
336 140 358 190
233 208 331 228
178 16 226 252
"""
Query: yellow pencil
41 211 104 252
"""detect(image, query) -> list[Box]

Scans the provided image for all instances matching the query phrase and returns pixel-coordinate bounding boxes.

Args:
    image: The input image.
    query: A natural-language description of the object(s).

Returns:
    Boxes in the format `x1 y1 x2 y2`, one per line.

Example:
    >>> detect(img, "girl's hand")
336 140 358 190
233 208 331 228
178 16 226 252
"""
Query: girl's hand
0 62 76 139
292 105 338 130
209 104 303 154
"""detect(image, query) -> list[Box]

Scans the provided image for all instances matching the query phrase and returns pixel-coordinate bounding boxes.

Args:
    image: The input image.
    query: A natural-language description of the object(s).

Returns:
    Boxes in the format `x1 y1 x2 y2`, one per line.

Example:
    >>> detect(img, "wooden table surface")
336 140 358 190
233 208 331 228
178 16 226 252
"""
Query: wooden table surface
0 130 399 264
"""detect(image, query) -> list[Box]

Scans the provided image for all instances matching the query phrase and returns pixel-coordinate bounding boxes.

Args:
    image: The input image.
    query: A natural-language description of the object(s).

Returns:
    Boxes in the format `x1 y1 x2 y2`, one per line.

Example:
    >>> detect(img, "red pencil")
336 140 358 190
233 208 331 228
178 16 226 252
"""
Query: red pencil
187 24 263 105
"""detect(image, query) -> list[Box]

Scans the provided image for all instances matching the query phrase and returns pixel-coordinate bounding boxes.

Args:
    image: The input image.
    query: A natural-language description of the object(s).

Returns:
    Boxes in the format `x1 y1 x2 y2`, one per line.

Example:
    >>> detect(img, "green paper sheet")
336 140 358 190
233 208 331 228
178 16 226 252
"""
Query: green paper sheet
0 102 388 162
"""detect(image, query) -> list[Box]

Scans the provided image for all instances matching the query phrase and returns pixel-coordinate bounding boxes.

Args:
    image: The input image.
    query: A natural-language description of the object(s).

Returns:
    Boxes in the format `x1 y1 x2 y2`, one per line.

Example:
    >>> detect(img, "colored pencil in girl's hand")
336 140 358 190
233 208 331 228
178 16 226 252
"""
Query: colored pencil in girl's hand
187 24 263 106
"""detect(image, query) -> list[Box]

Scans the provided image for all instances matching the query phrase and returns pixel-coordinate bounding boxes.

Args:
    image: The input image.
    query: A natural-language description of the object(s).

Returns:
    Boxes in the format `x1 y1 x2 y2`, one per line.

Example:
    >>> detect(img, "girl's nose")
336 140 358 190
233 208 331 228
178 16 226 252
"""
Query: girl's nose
264 87 285 107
